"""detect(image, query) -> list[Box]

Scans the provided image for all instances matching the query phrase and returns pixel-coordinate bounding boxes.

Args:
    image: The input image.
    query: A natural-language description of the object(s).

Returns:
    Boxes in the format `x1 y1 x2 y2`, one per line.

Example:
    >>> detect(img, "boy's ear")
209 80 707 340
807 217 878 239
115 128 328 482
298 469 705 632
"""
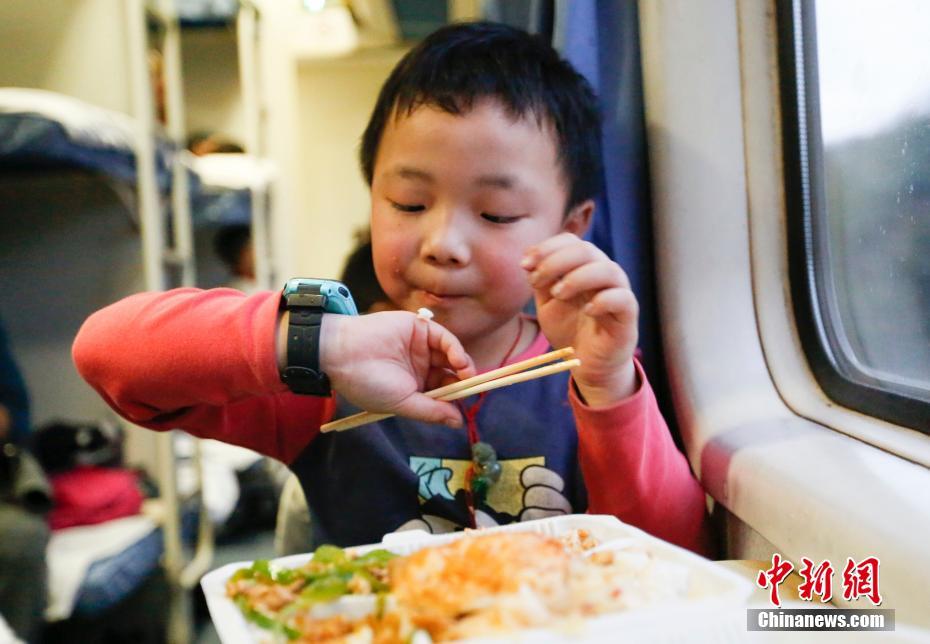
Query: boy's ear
562 199 595 237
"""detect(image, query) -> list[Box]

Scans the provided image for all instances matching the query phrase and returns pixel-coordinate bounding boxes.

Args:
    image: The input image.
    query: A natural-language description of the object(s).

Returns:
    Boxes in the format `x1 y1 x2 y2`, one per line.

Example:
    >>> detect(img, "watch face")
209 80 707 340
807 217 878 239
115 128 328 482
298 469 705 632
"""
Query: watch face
283 278 358 315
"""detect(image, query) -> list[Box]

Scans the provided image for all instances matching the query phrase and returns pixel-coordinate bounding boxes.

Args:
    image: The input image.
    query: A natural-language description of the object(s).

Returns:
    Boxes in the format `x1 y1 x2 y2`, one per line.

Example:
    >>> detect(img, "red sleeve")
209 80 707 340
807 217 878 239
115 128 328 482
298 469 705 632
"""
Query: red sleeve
72 288 332 464
570 359 714 557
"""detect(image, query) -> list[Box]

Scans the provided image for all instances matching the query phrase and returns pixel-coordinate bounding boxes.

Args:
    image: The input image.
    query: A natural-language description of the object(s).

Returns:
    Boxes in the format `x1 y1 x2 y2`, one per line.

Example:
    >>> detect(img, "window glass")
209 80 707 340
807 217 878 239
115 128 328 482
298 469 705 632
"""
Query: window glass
812 0 930 400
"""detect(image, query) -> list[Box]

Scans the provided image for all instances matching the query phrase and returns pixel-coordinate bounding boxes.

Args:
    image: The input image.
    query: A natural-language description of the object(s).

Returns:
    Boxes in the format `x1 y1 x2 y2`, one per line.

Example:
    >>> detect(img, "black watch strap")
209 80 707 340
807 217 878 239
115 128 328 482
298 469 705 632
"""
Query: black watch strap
281 307 331 396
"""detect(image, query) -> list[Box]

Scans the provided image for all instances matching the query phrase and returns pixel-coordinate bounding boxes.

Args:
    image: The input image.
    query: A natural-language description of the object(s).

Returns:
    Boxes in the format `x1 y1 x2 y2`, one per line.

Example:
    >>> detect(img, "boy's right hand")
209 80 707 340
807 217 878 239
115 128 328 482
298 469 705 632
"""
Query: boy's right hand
319 312 475 427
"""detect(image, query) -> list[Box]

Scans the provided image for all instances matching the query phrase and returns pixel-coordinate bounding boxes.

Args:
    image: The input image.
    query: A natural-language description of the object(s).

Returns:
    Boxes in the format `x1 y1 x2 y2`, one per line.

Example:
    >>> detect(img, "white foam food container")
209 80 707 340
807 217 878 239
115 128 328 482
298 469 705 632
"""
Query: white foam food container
202 514 755 644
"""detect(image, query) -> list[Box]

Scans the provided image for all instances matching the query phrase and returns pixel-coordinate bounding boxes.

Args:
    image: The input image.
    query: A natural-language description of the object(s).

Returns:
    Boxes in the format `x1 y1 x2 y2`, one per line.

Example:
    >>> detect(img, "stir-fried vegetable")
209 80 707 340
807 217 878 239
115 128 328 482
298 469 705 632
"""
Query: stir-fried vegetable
234 596 301 640
226 545 398 640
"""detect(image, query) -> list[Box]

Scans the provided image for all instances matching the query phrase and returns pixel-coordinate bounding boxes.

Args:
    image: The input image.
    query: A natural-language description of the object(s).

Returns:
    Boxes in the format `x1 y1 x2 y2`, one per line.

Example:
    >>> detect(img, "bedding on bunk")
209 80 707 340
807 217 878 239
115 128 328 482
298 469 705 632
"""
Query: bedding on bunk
187 152 275 226
0 89 272 227
188 152 275 191
29 419 162 621
0 615 17 643
177 0 240 26
0 88 172 188
48 465 144 530
71 525 163 617
46 514 162 620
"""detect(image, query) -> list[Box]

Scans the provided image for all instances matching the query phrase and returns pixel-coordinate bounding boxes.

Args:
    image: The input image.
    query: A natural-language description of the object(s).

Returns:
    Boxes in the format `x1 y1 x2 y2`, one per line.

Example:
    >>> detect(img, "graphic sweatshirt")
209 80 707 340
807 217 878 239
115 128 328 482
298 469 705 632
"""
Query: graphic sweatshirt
72 288 712 555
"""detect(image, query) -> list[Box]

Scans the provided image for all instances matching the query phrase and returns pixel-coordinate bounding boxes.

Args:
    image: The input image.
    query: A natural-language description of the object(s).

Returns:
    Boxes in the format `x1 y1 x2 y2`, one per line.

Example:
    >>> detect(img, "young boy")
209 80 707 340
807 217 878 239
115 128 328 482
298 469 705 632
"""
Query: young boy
74 22 711 555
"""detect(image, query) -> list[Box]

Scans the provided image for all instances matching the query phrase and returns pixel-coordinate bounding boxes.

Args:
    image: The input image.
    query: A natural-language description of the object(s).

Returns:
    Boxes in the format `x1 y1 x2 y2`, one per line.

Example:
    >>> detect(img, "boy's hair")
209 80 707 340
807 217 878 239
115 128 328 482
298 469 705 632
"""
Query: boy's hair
360 21 603 211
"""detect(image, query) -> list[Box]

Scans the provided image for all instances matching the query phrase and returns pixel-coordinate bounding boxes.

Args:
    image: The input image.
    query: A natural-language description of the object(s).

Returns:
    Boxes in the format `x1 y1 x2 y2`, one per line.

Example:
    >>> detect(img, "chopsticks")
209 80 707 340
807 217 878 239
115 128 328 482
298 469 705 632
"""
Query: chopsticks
320 347 579 433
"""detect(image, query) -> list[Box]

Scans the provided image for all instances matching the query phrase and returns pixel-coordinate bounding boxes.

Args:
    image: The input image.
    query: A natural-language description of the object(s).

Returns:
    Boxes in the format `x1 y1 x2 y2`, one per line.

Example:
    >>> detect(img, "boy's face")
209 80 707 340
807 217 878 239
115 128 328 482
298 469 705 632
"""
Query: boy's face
370 99 590 345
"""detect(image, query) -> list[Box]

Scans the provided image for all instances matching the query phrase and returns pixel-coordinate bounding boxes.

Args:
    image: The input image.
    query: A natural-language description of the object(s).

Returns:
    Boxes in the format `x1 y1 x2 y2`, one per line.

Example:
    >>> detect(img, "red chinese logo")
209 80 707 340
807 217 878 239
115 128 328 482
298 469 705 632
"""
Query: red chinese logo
842 557 882 606
756 553 794 607
797 557 834 603
757 554 883 607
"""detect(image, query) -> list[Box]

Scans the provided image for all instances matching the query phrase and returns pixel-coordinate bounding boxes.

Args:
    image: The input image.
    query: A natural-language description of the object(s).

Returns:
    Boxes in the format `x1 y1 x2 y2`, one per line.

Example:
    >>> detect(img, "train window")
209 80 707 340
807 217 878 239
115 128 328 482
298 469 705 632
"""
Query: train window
779 0 930 433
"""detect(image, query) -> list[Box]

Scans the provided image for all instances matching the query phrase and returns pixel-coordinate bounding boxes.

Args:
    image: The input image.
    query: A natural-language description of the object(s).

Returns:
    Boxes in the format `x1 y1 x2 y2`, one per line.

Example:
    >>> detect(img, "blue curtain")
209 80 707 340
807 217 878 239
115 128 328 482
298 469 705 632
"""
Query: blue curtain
554 0 659 378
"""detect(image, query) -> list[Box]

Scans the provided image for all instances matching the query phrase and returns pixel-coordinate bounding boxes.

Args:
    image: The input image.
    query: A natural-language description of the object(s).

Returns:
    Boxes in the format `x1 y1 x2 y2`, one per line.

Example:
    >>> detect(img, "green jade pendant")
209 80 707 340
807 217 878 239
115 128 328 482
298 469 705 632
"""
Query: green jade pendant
469 441 502 507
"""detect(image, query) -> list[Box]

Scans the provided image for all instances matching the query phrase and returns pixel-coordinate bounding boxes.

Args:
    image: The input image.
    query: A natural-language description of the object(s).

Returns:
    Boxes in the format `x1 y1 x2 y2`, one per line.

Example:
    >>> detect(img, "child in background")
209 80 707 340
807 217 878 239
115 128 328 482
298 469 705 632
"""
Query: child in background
214 224 257 294
339 228 393 314
74 22 711 555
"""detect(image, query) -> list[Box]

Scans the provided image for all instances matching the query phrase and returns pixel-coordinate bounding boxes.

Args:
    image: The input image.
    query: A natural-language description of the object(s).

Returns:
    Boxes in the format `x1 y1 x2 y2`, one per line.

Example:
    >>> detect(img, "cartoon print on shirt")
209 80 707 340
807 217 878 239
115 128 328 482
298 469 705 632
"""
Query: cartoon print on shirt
410 456 455 501
395 457 572 534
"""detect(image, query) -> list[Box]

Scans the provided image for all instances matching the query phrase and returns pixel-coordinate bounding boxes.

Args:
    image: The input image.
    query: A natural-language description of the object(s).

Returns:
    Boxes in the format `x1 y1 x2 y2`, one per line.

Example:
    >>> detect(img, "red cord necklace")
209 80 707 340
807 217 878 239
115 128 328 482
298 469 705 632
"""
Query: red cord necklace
459 317 525 528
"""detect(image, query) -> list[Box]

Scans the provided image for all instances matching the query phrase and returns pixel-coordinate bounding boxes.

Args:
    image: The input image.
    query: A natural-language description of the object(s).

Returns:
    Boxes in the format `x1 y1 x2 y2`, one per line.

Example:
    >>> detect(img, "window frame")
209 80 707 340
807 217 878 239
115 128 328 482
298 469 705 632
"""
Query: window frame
777 0 930 434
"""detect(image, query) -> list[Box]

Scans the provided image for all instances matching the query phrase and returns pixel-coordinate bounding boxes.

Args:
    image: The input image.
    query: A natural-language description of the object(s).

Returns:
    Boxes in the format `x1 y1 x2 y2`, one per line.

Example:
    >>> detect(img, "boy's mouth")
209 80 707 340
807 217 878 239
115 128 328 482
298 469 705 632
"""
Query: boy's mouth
418 289 466 306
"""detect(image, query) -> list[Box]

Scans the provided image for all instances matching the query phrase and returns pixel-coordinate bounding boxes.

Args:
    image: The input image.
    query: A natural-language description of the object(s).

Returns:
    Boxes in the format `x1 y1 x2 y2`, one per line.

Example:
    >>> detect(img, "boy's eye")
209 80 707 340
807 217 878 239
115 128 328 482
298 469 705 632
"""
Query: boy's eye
481 213 521 224
389 200 425 213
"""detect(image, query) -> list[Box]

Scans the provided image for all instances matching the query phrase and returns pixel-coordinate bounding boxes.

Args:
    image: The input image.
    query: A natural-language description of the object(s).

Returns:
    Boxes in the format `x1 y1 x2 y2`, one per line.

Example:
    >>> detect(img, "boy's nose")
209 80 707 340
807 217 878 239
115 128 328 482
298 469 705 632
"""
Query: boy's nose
421 210 470 267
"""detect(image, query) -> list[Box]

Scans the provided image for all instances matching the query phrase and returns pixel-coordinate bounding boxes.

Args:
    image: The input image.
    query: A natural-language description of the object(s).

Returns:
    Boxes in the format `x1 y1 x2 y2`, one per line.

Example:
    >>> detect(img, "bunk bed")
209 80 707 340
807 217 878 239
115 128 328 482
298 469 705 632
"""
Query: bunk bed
0 1 212 642
177 0 239 28
169 0 275 288
2 1 276 641
0 89 173 638
0 87 270 232
187 151 274 228
176 0 284 571
0 88 173 189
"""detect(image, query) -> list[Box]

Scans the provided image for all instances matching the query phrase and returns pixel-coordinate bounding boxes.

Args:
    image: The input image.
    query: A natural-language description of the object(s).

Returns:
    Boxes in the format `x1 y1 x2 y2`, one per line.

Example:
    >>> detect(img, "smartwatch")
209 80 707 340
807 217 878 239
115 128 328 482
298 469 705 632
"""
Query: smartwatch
280 278 358 395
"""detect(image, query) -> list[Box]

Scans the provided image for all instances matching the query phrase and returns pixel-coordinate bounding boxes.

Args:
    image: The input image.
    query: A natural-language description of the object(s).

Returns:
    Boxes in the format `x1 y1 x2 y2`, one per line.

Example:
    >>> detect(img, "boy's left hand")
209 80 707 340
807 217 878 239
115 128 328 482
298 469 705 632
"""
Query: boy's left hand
522 233 638 407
